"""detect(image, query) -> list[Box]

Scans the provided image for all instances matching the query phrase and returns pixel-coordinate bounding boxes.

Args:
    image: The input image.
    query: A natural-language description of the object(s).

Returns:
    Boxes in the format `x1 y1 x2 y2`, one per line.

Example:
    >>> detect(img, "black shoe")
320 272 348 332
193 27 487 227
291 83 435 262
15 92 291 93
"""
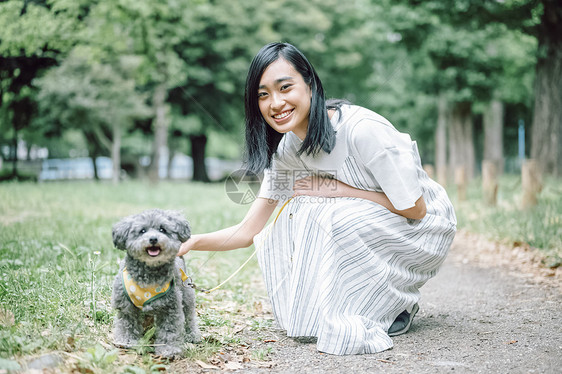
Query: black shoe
388 303 419 337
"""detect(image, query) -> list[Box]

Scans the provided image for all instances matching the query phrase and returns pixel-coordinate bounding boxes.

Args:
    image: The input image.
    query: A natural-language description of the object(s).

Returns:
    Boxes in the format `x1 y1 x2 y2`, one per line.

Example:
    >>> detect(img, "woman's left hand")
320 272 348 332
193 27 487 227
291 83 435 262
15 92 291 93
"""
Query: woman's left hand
293 176 347 198
293 176 426 219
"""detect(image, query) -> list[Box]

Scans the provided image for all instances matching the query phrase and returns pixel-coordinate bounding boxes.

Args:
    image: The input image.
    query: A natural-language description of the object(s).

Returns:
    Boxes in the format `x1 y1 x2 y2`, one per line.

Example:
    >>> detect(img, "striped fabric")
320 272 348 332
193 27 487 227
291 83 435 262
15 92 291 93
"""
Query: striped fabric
254 105 457 355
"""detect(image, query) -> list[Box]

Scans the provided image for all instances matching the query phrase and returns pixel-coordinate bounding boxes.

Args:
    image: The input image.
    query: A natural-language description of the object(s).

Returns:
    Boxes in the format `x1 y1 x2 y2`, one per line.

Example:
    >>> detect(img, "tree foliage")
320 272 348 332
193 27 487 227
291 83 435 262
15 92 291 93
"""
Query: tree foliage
34 48 150 180
0 0 553 180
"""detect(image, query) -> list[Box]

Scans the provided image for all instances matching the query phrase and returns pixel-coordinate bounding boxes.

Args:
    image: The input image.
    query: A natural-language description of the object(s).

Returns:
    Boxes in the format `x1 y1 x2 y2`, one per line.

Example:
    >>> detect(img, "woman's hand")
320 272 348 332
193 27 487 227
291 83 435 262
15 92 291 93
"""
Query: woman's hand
178 235 198 256
176 197 278 256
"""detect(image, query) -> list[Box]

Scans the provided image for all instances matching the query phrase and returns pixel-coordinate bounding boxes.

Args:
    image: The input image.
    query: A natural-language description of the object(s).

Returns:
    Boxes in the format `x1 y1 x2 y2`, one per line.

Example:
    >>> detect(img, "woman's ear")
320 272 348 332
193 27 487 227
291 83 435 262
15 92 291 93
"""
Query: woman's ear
112 216 133 250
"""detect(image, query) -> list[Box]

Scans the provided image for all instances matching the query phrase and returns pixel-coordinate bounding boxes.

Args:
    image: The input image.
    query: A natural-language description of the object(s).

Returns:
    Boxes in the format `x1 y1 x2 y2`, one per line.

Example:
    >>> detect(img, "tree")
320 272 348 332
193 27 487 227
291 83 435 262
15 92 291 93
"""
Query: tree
383 0 539 183
402 0 560 176
529 0 562 176
171 0 394 181
83 0 192 183
0 0 89 177
35 49 150 182
168 0 268 181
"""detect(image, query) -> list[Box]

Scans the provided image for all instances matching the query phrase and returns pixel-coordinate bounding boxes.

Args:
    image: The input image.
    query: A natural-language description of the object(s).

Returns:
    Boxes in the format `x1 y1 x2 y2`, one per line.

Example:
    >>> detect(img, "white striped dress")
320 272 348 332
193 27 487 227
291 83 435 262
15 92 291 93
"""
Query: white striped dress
254 105 456 355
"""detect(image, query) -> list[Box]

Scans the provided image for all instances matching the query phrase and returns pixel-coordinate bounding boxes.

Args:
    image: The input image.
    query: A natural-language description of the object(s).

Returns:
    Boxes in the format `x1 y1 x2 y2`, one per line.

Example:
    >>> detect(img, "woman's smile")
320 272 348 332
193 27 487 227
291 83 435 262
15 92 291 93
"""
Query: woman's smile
272 109 294 122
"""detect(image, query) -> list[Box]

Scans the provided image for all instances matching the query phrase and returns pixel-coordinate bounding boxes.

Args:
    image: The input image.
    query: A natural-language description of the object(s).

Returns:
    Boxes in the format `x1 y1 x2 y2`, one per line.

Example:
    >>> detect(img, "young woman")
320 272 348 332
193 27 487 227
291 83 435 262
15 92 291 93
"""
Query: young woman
178 42 456 355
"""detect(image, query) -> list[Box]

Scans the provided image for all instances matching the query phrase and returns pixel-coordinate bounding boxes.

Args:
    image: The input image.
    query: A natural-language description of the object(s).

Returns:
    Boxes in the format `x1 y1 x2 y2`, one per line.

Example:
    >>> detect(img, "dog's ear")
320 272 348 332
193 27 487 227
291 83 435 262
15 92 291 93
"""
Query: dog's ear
112 216 133 250
166 210 191 243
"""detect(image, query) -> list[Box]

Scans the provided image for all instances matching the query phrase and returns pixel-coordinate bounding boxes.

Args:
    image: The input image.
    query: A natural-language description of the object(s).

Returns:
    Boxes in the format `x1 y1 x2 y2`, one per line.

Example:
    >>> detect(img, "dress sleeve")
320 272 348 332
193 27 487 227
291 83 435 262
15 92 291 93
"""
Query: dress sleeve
351 120 422 211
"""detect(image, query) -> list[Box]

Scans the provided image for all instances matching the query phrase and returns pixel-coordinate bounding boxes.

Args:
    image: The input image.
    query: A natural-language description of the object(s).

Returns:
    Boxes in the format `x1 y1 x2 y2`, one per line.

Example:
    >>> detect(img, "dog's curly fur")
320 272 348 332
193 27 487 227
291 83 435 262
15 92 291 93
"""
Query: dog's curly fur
111 209 200 358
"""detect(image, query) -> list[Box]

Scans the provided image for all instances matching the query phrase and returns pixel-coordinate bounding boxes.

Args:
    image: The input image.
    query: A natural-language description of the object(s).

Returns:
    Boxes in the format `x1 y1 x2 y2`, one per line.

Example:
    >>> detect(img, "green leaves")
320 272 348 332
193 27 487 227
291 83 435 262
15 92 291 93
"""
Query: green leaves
77 344 119 372
0 357 21 371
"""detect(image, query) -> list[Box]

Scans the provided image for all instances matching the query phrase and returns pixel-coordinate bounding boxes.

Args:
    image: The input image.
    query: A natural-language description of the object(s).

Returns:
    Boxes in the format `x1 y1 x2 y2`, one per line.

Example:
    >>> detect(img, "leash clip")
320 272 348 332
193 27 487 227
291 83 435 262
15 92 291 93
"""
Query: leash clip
184 276 210 293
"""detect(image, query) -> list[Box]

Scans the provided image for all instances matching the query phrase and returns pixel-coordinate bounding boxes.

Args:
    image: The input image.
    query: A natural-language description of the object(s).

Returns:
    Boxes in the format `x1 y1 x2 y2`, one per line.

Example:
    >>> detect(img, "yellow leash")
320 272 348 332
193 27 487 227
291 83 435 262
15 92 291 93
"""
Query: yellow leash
193 198 293 294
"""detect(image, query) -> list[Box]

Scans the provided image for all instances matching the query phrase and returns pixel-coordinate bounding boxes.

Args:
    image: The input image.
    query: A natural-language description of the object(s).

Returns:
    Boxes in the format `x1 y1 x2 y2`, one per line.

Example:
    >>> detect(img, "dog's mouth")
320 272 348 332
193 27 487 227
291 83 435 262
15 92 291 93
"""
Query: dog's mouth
146 246 162 257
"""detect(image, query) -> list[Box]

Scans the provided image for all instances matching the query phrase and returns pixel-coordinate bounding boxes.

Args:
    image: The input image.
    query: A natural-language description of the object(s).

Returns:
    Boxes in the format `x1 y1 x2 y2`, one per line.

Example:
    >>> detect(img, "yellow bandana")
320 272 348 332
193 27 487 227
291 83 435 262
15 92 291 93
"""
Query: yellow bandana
122 267 189 310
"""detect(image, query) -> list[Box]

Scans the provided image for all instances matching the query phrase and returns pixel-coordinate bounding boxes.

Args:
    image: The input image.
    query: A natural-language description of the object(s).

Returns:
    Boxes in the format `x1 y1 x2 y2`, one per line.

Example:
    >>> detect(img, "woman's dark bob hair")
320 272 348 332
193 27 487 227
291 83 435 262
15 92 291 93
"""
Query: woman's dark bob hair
244 42 337 174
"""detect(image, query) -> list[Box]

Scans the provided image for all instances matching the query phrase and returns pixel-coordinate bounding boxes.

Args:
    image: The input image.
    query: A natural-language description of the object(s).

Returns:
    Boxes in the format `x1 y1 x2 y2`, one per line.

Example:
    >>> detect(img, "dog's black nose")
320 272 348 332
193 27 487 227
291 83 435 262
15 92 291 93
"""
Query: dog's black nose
149 237 158 245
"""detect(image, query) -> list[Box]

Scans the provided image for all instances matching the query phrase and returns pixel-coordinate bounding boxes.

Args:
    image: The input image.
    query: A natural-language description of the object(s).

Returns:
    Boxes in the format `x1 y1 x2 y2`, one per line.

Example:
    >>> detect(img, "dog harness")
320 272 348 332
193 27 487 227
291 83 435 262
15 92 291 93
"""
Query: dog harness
122 267 189 310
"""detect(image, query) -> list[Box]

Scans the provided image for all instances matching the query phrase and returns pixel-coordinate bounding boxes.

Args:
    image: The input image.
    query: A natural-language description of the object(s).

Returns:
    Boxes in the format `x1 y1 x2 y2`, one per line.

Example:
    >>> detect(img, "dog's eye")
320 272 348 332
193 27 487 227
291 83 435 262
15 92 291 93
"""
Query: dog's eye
159 227 167 233
140 228 146 234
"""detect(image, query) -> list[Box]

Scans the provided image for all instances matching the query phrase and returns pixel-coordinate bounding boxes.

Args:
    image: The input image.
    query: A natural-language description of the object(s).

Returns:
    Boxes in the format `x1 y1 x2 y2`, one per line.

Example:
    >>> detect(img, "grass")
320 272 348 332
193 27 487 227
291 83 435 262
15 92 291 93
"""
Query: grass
448 174 562 267
0 175 560 371
0 181 271 372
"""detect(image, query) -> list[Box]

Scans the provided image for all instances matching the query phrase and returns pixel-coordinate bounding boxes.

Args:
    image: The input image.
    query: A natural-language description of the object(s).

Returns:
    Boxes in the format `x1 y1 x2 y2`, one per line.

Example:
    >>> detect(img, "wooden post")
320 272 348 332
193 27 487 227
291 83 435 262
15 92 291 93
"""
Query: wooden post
455 166 467 201
521 159 542 209
482 160 498 206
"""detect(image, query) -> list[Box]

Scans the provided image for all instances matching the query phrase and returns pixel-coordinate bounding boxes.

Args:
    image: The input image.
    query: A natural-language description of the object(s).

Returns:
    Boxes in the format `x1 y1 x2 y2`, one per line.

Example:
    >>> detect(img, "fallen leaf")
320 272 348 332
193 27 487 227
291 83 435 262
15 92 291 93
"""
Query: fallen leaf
232 324 246 334
224 361 243 370
258 363 275 368
209 357 221 366
263 339 276 343
254 301 263 314
64 335 76 352
195 360 219 369
217 352 232 363
376 359 394 364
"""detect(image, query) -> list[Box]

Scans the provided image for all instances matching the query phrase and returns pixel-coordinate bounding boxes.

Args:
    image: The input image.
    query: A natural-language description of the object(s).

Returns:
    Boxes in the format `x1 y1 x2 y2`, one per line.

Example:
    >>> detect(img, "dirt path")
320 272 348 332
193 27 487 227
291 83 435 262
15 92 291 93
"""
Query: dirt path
178 230 561 373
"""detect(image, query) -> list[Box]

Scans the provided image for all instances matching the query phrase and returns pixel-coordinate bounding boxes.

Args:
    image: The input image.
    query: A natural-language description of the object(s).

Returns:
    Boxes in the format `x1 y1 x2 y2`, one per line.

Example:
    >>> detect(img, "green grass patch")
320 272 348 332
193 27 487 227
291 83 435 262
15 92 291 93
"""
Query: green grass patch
1 176 559 371
0 181 271 371
449 174 562 267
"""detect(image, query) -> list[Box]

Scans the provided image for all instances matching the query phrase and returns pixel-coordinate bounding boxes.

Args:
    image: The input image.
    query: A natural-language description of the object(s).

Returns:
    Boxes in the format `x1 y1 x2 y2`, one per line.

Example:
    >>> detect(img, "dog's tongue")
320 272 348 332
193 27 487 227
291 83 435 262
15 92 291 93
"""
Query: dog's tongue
147 247 161 257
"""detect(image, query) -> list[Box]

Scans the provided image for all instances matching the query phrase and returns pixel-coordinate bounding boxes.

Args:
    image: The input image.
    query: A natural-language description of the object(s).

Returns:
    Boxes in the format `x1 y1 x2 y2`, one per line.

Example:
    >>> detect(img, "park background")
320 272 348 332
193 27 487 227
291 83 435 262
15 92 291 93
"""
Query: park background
1 0 561 372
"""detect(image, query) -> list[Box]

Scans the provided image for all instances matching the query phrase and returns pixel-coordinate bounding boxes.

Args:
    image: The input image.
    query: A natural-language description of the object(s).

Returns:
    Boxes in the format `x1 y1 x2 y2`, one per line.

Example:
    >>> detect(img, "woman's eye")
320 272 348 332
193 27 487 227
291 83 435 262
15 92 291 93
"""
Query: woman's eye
258 92 267 98
140 229 146 234
159 227 167 233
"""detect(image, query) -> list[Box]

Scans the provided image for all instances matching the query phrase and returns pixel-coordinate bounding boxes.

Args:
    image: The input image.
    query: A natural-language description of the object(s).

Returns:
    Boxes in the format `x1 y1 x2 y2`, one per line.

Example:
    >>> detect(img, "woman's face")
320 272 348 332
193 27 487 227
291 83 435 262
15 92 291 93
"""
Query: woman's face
257 58 312 140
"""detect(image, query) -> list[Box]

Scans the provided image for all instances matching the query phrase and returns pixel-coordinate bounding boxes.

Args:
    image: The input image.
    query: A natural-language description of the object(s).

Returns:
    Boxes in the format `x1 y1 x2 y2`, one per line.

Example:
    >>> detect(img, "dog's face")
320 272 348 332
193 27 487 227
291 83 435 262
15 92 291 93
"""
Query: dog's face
112 209 191 266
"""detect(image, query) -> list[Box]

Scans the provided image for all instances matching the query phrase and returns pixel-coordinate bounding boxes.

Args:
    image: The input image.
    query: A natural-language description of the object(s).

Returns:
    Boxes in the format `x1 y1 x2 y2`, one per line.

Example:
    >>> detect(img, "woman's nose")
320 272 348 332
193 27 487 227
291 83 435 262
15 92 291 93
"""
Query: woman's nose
270 93 285 110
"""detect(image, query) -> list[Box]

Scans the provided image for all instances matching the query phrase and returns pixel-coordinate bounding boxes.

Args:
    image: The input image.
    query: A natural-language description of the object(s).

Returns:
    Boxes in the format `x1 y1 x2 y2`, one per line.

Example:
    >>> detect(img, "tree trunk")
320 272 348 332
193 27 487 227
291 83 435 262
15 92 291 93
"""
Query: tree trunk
84 130 103 181
448 102 475 182
190 134 210 182
530 0 562 177
10 97 33 179
91 157 99 181
483 99 504 175
149 82 169 183
167 151 174 180
11 125 18 178
482 160 498 206
111 123 122 184
435 95 449 186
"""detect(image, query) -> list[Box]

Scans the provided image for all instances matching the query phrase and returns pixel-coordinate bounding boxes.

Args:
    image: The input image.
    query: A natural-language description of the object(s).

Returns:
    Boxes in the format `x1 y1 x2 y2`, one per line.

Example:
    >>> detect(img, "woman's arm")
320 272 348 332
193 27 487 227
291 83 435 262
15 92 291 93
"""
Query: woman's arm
178 197 278 255
293 176 426 220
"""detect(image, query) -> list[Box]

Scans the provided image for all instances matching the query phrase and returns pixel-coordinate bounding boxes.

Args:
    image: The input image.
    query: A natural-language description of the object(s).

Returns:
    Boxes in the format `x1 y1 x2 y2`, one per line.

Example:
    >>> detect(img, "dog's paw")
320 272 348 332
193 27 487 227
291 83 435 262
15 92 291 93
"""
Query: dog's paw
185 330 202 344
155 345 183 359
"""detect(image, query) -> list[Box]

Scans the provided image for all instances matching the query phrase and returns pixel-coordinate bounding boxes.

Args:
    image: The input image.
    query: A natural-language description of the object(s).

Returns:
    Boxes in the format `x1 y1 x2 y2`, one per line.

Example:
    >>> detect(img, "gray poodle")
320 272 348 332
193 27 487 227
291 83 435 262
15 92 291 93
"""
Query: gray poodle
111 209 201 358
